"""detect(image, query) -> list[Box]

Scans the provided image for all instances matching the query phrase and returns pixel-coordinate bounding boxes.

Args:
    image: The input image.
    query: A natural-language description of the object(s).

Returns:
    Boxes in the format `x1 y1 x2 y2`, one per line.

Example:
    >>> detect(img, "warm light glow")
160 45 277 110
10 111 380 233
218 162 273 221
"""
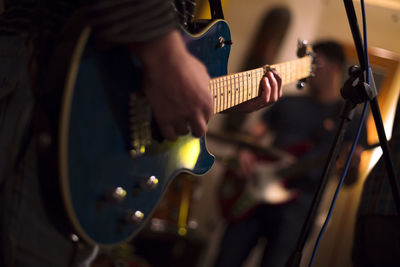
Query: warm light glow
359 0 400 10
178 227 187 236
263 182 296 204
178 137 201 169
129 145 146 157
361 92 399 181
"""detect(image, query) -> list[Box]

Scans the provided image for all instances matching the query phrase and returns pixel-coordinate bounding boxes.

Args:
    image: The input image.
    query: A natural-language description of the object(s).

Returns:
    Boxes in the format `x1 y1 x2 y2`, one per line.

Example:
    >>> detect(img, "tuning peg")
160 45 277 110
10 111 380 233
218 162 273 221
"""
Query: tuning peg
104 187 127 203
348 65 362 77
296 80 306 89
125 210 144 225
297 40 308 57
217 36 233 48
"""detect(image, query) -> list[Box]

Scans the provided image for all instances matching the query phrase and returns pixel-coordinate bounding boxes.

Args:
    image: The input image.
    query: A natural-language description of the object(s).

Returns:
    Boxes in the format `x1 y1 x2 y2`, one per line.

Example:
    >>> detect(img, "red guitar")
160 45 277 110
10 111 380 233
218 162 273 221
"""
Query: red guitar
216 142 322 223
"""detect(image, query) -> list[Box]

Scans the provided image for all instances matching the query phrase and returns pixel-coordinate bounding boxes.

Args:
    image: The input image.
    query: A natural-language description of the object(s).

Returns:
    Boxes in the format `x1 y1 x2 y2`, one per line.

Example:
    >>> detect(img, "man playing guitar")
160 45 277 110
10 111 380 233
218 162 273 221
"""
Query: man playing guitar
214 40 366 267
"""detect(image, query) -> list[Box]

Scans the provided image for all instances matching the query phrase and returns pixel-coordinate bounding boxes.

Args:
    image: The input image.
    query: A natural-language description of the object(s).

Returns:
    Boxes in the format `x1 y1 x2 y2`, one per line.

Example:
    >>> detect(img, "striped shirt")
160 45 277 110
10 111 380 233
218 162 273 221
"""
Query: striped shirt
358 101 400 216
0 0 178 43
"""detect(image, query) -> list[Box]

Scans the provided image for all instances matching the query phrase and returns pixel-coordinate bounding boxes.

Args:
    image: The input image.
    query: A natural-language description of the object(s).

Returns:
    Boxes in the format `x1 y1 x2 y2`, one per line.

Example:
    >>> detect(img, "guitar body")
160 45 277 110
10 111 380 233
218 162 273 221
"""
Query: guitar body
218 161 300 223
217 143 313 223
35 20 231 246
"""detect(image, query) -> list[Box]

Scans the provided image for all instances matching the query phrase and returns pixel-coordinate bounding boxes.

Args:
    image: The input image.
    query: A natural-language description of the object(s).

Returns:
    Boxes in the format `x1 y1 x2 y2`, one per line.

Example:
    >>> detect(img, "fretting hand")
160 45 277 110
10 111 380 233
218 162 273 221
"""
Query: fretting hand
132 30 282 140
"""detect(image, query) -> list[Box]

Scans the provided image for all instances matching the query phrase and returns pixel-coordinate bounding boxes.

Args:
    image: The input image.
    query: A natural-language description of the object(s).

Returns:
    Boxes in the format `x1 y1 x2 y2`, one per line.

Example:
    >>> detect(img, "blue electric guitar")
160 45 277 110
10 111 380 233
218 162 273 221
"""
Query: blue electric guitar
34 19 313 246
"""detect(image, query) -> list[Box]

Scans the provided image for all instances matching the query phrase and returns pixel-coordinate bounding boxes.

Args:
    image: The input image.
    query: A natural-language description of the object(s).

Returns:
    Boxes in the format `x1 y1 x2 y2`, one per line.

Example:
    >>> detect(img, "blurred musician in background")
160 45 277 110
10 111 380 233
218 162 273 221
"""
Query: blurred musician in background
214 40 366 267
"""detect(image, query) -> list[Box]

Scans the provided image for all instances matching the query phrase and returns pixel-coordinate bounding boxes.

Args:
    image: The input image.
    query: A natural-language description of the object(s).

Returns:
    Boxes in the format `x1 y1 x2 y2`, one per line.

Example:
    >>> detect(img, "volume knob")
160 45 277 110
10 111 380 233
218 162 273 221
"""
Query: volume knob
105 187 127 203
141 175 159 190
125 210 144 224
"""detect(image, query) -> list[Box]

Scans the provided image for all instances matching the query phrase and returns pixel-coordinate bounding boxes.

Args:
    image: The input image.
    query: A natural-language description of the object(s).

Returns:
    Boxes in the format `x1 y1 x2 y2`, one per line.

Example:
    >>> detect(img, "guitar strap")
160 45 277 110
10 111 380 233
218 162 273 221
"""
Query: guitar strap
173 0 196 29
208 0 224 20
174 0 224 29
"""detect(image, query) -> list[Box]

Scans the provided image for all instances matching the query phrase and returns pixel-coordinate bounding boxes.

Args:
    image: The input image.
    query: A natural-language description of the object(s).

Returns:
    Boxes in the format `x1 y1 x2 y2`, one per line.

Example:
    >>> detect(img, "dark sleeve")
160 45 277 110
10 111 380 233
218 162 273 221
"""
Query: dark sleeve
261 98 285 131
87 0 178 44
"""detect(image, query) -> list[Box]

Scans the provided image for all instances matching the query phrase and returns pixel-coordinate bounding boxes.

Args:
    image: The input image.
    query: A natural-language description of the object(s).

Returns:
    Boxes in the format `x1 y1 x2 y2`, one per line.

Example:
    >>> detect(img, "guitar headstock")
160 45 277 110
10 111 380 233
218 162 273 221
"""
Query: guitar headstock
296 40 315 89
297 39 314 58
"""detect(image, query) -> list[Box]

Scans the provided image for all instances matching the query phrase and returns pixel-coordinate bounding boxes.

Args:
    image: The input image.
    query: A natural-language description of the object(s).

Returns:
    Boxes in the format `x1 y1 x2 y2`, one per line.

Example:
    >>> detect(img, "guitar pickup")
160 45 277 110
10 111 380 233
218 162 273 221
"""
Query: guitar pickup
129 93 152 156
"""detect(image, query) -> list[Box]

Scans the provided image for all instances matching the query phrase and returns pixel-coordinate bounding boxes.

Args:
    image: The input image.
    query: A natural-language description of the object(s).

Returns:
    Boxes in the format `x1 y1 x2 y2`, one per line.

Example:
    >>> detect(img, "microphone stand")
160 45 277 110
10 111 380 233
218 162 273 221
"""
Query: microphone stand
285 1 400 266
342 0 400 213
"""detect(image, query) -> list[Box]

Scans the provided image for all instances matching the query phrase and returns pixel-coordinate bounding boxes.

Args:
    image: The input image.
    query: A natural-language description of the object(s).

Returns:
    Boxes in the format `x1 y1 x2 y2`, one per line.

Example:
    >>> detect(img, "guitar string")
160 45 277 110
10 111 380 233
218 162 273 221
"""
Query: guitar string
214 66 275 112
210 57 311 113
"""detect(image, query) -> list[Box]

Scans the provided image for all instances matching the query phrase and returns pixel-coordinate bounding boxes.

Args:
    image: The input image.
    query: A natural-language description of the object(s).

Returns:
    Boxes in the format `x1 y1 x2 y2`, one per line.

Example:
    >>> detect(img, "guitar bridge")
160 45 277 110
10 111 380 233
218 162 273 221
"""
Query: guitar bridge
129 93 152 156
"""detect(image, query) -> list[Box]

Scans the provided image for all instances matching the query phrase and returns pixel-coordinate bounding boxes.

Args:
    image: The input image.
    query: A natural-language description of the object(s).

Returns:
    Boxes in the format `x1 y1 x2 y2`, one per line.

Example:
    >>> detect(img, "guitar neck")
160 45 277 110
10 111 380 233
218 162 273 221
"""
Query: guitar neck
210 56 312 114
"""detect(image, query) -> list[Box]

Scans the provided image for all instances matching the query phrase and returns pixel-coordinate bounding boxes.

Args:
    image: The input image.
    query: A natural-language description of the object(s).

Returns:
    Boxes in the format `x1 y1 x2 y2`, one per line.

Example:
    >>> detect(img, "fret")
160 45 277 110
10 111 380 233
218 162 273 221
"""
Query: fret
213 78 217 113
225 76 229 110
212 79 217 113
233 74 236 106
250 70 255 99
249 70 254 99
219 77 225 111
249 70 253 100
219 76 223 112
220 77 224 112
231 74 235 107
215 79 218 113
238 74 242 105
234 74 238 106
228 75 234 108
246 71 250 101
236 73 243 105
219 77 223 113
243 72 246 102
228 75 232 109
217 77 221 113
251 70 256 99
232 75 236 107
254 69 262 98
226 75 230 107
245 71 250 101
231 75 234 108
255 70 260 96
219 77 222 112
235 73 243 105
226 76 229 110
223 76 227 111
247 71 251 101
220 76 224 112
242 72 246 102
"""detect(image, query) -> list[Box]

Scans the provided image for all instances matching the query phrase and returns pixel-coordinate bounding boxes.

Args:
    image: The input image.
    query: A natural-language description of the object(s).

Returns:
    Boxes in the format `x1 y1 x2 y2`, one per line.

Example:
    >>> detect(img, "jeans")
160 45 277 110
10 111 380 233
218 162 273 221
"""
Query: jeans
213 194 313 267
